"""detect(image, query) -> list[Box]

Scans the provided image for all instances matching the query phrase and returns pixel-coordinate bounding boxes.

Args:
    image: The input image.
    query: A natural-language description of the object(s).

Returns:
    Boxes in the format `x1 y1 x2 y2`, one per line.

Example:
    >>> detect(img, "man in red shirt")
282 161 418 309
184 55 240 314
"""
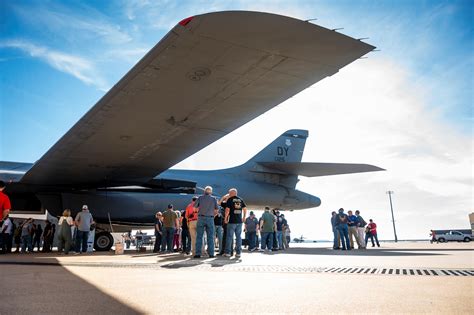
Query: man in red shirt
0 181 12 223
365 219 380 247
185 196 198 256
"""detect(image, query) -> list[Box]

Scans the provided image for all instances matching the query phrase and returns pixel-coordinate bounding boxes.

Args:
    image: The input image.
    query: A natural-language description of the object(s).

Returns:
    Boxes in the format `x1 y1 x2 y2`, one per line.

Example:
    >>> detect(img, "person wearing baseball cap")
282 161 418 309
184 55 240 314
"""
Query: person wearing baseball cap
193 186 219 258
161 204 179 253
74 204 94 254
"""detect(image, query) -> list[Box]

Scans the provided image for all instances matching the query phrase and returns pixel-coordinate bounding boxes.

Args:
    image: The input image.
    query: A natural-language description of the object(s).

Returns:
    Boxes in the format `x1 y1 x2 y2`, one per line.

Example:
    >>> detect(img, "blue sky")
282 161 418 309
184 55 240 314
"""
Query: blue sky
0 0 472 239
1 0 472 162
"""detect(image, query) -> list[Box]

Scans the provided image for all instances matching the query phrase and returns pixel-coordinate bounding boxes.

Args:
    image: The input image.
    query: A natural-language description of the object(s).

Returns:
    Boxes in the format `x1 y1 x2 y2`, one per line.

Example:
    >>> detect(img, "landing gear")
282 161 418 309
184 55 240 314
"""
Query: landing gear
94 231 113 251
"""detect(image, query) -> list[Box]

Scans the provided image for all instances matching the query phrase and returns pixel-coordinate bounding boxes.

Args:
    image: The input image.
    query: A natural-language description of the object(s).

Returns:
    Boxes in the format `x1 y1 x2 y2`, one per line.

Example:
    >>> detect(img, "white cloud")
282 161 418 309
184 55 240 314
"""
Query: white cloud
1 40 109 91
12 3 132 45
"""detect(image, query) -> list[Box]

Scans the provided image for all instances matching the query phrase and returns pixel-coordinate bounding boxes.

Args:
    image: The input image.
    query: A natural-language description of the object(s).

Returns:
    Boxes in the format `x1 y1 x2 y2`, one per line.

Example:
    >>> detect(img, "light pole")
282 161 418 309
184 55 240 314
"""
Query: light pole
386 190 398 242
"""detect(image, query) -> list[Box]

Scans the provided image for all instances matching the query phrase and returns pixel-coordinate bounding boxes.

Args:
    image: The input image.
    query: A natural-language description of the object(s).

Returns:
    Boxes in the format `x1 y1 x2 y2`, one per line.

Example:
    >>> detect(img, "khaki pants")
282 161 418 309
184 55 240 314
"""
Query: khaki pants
357 227 366 248
188 220 197 255
348 226 361 248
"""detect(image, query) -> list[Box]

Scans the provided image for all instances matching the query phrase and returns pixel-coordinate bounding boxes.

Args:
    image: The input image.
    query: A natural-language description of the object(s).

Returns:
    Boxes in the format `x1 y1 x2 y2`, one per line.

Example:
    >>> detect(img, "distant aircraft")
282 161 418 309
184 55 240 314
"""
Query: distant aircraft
0 11 381 250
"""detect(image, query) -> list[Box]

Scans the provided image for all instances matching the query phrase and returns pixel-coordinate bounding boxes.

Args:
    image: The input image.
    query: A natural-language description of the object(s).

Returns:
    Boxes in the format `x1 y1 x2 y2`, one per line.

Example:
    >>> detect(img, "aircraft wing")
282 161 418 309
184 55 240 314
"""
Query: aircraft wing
258 162 385 177
20 11 374 187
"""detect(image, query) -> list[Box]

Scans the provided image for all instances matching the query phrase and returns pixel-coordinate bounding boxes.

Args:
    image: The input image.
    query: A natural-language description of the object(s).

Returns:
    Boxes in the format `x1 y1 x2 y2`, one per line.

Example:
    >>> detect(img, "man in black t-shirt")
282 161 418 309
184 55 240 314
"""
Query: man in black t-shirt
224 188 247 258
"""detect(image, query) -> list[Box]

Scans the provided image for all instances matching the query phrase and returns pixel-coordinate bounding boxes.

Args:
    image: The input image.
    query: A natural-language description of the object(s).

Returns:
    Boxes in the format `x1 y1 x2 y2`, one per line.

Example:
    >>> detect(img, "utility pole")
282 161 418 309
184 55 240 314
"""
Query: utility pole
386 190 398 242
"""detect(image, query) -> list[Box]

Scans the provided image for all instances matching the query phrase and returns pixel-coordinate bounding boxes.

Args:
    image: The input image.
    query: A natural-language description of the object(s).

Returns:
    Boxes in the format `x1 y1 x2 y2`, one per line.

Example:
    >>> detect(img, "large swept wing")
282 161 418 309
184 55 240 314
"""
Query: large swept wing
20 11 374 187
258 162 385 177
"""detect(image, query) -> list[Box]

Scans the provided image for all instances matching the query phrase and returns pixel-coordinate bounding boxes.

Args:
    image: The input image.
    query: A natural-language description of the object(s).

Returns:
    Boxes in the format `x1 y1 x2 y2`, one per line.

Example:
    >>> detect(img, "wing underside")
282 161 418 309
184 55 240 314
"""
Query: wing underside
20 11 375 187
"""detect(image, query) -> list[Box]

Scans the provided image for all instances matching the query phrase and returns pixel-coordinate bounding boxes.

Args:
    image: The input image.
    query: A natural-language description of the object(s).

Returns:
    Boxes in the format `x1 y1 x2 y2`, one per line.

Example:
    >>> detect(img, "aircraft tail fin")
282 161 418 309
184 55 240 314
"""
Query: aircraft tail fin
243 129 308 165
239 129 384 188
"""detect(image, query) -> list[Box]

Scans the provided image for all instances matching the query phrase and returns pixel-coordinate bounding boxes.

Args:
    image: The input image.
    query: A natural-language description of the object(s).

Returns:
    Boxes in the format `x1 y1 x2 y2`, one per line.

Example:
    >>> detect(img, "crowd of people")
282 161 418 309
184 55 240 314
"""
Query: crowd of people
331 208 380 250
1 178 383 256
151 186 291 258
0 202 95 255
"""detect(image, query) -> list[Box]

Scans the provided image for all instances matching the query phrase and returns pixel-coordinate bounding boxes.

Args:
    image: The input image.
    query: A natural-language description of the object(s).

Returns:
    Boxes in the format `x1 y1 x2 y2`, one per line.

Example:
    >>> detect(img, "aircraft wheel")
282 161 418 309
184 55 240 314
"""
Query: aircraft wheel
94 231 113 251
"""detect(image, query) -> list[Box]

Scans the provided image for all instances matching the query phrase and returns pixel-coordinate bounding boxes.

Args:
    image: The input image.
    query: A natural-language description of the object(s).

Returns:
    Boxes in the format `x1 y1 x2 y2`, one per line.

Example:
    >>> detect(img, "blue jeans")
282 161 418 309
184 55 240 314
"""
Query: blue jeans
21 235 32 253
247 231 257 250
260 232 273 250
337 224 351 250
225 223 242 255
215 225 224 254
161 227 175 252
196 217 215 256
333 227 340 249
75 230 89 253
365 232 380 247
181 228 190 253
276 231 283 249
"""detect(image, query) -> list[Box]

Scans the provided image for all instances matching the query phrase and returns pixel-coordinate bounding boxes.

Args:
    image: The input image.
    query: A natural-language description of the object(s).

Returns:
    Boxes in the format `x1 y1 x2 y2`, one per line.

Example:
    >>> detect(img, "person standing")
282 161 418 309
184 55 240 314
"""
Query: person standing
124 233 131 249
194 186 219 258
42 221 53 252
1 214 13 253
224 188 247 258
58 209 74 254
32 223 43 252
153 212 163 253
0 181 11 224
214 207 224 255
20 219 33 253
271 209 279 250
365 219 380 247
335 208 351 250
181 210 190 254
161 205 179 253
284 224 291 248
331 211 340 250
355 210 367 249
347 210 361 249
185 197 198 256
218 194 232 256
430 230 437 244
244 211 259 252
259 207 276 252
74 205 94 254
14 222 21 253
275 211 285 250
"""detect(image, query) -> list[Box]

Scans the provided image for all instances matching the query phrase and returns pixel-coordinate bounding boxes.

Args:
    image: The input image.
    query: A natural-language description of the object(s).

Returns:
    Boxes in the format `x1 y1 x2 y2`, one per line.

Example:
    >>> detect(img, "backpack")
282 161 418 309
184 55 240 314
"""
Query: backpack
359 217 367 227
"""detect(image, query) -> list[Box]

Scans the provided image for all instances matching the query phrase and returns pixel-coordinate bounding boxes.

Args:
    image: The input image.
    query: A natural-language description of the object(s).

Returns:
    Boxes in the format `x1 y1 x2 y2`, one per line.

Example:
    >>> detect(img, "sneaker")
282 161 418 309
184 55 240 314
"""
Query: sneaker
209 255 215 258
235 253 241 258
193 255 201 259
223 253 231 257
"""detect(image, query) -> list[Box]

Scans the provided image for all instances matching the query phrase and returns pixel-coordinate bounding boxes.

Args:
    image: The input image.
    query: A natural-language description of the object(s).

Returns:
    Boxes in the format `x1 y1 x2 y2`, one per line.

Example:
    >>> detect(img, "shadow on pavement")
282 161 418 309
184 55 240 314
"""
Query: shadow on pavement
0 255 143 314
158 254 243 269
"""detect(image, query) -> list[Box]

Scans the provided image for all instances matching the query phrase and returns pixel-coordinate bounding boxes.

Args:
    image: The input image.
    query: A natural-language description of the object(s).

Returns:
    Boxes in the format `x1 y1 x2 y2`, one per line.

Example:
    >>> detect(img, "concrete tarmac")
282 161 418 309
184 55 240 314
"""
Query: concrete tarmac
0 242 473 314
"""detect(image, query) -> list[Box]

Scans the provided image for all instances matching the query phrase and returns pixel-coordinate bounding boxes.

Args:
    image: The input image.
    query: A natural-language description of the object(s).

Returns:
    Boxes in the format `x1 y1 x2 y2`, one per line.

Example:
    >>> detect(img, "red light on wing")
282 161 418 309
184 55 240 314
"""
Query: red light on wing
178 16 194 27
